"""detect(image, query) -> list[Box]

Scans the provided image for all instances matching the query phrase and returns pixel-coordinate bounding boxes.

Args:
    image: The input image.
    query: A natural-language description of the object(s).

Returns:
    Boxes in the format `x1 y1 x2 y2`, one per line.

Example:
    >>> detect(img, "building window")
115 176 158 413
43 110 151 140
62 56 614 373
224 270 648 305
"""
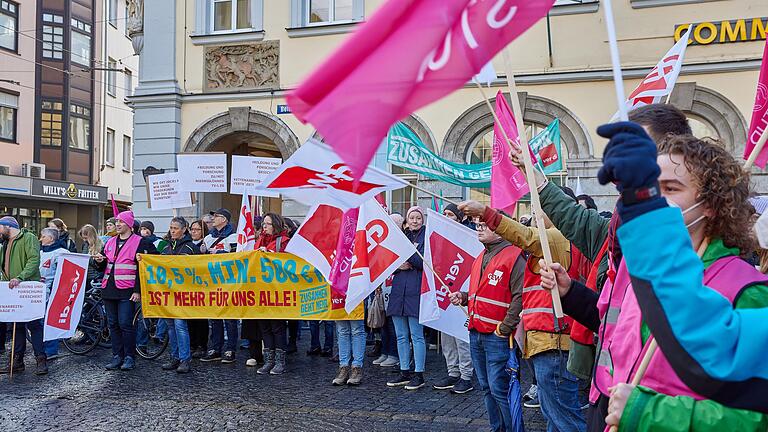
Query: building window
122 135 131 171
70 18 91 66
107 57 117 96
307 0 354 25
0 91 17 142
42 14 64 60
108 0 117 27
0 1 18 52
212 0 251 32
40 100 63 146
105 128 115 166
69 104 91 151
124 68 133 97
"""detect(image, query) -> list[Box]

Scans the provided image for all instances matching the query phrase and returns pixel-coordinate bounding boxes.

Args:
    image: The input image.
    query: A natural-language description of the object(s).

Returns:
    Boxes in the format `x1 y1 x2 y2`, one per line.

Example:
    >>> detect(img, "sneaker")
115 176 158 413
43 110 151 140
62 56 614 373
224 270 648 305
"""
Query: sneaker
200 350 222 362
161 358 181 371
523 395 541 408
433 375 460 390
372 354 388 365
386 371 412 387
176 359 191 374
523 384 538 401
120 356 136 371
105 355 123 371
332 366 350 385
450 379 474 394
379 356 399 368
346 366 363 385
404 372 426 390
221 351 236 364
246 358 258 367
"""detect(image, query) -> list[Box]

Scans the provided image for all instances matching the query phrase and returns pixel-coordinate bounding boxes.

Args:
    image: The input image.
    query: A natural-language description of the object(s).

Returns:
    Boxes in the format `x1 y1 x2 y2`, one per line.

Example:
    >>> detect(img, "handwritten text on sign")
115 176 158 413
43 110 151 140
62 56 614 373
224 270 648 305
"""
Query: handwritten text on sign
138 251 363 320
147 172 193 210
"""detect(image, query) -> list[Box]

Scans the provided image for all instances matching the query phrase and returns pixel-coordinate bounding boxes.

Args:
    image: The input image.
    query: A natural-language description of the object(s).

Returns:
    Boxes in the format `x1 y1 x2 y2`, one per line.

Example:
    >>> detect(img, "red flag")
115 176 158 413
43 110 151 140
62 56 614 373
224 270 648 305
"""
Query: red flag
744 38 768 168
287 0 555 179
328 207 360 296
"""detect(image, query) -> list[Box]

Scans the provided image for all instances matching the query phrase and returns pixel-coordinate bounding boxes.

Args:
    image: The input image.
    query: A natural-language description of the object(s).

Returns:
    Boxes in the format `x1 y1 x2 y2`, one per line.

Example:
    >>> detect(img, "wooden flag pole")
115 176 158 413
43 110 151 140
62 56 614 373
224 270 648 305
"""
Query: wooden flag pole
744 128 768 170
9 323 16 381
502 49 564 318
415 249 470 318
410 182 462 207
602 0 629 122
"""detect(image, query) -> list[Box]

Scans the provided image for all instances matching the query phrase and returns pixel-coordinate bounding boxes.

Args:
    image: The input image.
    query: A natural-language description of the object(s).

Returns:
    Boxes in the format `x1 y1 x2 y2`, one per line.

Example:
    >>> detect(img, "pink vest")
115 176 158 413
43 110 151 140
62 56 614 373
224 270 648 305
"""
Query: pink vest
610 256 768 399
589 252 632 403
102 234 141 290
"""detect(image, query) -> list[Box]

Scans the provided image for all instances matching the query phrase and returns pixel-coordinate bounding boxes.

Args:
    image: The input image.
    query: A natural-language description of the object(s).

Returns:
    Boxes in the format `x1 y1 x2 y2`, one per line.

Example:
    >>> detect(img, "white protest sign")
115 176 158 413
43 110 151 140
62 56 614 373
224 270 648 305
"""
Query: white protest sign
230 155 281 197
0 281 46 322
177 153 228 192
147 172 193 211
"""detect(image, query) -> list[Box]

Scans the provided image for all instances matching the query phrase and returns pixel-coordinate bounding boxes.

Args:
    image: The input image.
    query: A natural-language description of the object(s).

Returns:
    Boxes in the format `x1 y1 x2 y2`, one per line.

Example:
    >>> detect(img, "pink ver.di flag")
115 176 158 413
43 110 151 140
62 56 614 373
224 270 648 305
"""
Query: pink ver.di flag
328 207 360 296
287 0 555 179
744 37 768 168
492 91 530 212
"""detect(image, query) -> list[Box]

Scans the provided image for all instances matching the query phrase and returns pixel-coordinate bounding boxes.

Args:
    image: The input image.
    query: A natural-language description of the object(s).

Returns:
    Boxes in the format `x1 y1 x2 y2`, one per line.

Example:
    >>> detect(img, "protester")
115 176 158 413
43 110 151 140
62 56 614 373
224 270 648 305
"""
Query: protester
445 214 525 431
201 208 239 364
386 206 427 390
94 211 158 371
443 203 475 230
202 213 215 238
101 218 117 242
187 219 209 357
283 218 301 355
251 213 291 375
504 103 693 432
333 318 366 386
557 123 768 429
158 217 196 374
48 218 77 253
39 227 68 360
0 216 45 374
139 221 167 252
79 224 105 289
459 202 587 431
307 321 333 357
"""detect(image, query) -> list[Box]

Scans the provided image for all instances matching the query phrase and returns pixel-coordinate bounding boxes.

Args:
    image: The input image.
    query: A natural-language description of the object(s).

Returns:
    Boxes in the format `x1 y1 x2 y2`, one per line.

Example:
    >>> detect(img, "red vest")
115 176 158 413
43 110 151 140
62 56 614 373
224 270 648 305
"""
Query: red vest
521 245 582 334
467 245 523 334
570 241 607 346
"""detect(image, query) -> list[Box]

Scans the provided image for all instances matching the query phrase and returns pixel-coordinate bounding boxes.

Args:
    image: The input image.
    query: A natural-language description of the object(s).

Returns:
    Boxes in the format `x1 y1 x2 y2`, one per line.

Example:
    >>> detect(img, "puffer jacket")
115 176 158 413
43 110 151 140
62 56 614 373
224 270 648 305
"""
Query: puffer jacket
386 226 425 318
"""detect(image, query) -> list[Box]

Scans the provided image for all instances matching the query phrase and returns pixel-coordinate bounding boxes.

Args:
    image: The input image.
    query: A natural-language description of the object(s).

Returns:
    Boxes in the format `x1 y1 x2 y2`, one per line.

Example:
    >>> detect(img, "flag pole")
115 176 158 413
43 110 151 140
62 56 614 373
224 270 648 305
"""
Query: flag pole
410 182 461 207
9 323 16 381
415 249 470 318
744 128 768 170
502 49 564 318
602 0 629 122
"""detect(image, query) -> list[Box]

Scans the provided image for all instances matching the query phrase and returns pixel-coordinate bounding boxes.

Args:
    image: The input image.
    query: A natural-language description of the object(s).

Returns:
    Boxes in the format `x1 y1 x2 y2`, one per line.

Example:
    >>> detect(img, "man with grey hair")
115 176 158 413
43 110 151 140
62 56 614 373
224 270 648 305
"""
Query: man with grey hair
0 216 45 375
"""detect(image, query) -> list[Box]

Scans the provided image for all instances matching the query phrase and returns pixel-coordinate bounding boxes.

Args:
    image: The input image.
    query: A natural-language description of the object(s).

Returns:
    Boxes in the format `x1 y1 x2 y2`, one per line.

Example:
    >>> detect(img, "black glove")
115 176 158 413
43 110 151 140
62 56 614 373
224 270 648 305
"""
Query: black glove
597 121 666 222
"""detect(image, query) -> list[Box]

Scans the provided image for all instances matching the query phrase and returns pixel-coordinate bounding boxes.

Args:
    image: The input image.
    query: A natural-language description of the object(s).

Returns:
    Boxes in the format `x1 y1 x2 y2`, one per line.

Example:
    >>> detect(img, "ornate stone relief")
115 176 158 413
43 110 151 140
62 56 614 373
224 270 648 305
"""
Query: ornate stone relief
205 41 280 91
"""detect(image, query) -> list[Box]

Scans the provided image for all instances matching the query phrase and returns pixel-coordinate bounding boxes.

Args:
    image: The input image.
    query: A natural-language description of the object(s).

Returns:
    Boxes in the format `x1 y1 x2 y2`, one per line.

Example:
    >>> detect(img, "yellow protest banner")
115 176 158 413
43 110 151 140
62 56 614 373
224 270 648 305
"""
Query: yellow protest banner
138 251 364 320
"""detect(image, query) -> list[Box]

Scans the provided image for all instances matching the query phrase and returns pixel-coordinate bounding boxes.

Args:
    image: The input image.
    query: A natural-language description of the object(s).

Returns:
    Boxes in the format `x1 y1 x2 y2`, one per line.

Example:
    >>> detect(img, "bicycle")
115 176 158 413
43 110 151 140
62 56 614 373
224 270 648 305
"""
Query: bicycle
62 282 108 355
134 305 168 360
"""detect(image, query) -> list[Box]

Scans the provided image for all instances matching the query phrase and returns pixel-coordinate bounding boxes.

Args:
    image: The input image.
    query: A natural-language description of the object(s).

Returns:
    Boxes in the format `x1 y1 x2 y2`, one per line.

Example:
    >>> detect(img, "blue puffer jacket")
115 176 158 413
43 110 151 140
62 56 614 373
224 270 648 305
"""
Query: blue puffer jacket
386 226 425 318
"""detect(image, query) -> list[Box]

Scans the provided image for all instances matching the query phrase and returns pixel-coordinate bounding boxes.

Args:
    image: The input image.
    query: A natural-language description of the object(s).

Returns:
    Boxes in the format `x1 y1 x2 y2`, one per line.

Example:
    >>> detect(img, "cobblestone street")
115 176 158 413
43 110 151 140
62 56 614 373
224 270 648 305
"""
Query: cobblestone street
0 331 550 431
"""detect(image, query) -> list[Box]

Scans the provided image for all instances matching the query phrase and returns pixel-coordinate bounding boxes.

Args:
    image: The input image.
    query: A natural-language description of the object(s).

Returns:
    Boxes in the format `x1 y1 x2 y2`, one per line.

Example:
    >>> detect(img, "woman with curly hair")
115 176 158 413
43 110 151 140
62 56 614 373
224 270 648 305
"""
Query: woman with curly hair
539 129 768 430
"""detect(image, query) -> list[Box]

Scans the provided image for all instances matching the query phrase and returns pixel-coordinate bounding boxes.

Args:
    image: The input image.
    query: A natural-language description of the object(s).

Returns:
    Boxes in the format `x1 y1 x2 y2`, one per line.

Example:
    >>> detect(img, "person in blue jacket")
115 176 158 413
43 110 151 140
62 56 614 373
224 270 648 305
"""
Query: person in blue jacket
595 121 768 415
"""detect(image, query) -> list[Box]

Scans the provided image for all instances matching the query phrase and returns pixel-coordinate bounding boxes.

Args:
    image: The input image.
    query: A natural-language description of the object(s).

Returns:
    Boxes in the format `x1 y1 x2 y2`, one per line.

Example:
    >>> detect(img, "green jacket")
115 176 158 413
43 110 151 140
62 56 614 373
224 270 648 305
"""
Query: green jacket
619 238 768 431
0 229 41 282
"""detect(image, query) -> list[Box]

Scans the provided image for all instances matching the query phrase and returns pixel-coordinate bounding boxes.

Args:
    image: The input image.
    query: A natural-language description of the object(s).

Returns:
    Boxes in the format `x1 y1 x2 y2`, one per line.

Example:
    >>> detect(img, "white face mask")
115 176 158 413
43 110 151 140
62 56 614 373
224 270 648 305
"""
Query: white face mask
667 199 707 230
756 211 768 249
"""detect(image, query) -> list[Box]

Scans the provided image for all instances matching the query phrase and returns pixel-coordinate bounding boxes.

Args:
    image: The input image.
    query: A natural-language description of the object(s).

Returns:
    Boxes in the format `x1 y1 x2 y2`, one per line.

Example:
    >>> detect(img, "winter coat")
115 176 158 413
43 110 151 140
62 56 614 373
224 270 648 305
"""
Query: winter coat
40 243 68 294
58 231 78 253
81 241 105 285
0 229 41 282
386 226 425 318
254 230 290 252
162 234 197 256
203 224 238 254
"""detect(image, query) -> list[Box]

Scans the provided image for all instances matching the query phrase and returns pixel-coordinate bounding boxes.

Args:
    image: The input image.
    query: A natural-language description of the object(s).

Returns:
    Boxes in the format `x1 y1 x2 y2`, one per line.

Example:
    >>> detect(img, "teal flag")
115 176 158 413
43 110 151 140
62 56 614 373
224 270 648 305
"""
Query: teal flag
529 119 563 175
387 122 491 187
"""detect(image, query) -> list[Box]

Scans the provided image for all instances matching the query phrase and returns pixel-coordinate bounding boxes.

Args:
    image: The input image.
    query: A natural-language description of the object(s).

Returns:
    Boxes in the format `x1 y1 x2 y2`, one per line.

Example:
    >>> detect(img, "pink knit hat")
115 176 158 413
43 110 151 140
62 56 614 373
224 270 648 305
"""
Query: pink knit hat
115 210 135 227
406 206 425 220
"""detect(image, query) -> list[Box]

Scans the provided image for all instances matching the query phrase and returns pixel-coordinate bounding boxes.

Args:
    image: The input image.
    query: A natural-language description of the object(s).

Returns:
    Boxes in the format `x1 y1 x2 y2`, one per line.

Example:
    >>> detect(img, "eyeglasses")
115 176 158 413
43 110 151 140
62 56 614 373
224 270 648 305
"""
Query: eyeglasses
189 227 202 231
262 222 273 227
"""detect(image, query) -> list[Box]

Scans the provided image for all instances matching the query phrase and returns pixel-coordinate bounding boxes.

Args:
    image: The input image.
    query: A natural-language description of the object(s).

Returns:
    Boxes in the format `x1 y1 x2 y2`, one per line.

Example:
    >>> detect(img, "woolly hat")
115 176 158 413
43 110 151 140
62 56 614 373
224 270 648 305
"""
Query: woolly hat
140 221 155 234
115 211 135 228
0 216 19 229
443 203 465 222
406 206 425 220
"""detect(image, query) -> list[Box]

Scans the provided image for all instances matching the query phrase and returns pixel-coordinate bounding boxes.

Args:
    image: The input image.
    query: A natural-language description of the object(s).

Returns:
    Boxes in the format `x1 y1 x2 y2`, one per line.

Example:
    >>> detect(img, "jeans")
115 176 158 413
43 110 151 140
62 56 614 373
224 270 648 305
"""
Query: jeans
309 321 334 351
531 350 586 432
104 299 137 359
441 334 474 380
392 315 425 372
209 319 239 353
336 320 365 368
259 320 287 351
381 316 397 357
44 340 59 357
165 318 191 361
470 330 513 432
137 318 168 347
12 319 44 358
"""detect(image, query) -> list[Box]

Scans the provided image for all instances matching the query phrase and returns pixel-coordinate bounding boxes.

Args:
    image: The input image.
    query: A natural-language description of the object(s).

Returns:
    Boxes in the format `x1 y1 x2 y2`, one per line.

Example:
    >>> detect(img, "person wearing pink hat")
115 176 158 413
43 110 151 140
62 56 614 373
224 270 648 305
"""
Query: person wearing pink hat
93 211 158 371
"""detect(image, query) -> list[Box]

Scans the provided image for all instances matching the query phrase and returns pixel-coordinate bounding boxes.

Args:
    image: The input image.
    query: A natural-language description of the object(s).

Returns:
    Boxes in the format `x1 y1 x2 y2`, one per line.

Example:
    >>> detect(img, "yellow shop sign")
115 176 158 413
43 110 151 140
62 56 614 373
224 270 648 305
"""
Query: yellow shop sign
675 17 767 46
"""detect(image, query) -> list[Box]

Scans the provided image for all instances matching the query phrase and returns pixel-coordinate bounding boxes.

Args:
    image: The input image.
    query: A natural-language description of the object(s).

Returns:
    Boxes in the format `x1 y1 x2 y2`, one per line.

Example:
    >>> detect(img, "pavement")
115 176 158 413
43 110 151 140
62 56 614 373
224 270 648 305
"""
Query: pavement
0 330 550 432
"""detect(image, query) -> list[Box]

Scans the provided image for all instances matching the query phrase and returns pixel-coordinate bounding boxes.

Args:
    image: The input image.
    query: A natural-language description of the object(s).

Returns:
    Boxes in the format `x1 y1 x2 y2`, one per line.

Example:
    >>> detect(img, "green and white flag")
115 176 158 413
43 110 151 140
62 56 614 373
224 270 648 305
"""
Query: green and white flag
529 119 563 174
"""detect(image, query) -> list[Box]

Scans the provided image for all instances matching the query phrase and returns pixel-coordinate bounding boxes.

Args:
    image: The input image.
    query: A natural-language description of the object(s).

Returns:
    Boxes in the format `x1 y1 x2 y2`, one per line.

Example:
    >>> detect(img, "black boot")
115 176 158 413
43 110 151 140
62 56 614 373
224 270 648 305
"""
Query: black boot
367 340 382 357
35 355 48 375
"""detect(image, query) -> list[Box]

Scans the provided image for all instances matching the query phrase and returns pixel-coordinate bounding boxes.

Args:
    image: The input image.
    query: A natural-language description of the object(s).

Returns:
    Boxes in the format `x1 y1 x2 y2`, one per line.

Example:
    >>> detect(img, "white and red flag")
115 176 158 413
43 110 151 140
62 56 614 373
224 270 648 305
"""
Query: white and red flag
254 139 407 209
287 0 555 179
43 253 91 341
743 37 768 168
286 199 417 313
235 194 256 252
419 209 484 343
617 26 692 116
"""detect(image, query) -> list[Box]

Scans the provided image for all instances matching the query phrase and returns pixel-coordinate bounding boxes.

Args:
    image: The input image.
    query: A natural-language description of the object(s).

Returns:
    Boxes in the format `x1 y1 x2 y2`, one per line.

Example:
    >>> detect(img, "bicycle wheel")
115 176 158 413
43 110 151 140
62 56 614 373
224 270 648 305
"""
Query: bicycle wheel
97 303 112 349
134 307 168 360
63 300 103 355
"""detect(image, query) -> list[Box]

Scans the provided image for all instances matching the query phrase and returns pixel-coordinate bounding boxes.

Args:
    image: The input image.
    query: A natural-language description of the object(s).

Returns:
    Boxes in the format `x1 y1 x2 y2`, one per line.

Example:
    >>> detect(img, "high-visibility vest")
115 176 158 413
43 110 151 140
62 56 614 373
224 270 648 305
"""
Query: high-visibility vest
102 234 141 290
467 245 523 334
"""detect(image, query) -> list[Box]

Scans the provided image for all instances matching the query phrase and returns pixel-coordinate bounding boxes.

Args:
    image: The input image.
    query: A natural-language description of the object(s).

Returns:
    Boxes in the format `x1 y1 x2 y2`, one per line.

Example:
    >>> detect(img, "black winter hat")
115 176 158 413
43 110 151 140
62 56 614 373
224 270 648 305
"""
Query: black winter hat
140 221 155 234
